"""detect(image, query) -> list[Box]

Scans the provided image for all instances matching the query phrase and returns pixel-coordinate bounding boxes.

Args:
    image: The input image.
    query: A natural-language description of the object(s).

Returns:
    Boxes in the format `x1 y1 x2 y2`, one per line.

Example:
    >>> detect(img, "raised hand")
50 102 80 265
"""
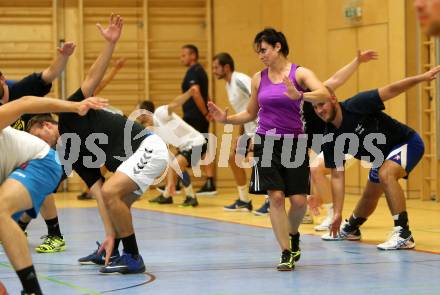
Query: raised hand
283 76 303 100
77 97 109 116
96 13 123 44
57 42 76 56
113 57 127 69
420 65 440 82
207 101 228 123
357 50 378 63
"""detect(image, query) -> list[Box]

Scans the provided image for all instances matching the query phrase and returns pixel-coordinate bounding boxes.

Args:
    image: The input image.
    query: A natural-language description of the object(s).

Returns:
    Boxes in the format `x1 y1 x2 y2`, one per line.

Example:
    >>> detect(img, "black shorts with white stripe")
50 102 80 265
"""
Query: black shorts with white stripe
249 134 310 197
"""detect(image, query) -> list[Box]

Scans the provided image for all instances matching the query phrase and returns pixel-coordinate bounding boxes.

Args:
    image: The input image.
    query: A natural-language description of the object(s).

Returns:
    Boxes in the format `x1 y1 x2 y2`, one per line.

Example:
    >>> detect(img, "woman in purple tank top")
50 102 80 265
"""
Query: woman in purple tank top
209 28 330 271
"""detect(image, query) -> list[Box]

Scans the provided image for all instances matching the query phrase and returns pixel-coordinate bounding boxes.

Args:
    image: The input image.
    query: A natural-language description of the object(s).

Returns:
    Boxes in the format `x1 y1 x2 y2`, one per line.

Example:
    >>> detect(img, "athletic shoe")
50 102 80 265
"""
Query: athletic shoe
314 215 333 231
99 252 146 274
155 182 182 194
78 241 120 265
277 250 295 271
301 212 314 224
77 192 94 200
35 235 66 253
149 194 173 204
253 200 270 216
180 196 198 207
223 199 253 212
377 226 416 250
321 220 362 241
196 181 217 196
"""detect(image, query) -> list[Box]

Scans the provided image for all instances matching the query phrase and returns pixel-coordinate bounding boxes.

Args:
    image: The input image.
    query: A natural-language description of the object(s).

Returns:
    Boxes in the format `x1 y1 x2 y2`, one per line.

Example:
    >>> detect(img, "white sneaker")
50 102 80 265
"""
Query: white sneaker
376 226 415 250
314 215 332 231
321 220 362 241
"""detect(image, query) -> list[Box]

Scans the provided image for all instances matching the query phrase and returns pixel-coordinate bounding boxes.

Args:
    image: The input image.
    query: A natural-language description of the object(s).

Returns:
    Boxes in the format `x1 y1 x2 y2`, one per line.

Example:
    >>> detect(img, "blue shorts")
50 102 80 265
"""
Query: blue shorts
369 133 424 183
9 149 62 220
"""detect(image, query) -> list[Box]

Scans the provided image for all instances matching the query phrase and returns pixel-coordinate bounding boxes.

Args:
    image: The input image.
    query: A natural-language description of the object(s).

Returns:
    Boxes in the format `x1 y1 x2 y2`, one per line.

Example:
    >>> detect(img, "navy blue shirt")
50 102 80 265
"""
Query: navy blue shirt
181 63 209 132
323 89 415 168
9 72 52 130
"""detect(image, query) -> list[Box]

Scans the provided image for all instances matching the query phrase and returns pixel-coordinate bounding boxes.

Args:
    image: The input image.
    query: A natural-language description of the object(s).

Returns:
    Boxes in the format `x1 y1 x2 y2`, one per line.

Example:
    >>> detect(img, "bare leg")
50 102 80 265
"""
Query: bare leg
287 194 308 235
268 190 290 251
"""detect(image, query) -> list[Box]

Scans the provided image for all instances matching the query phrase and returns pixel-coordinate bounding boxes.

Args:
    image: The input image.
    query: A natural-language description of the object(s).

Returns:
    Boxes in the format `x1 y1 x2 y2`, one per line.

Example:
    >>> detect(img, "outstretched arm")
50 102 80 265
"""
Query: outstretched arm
324 50 378 91
94 57 127 95
41 42 76 84
208 72 260 125
379 65 440 102
0 96 108 130
167 88 193 115
329 169 345 238
81 13 123 98
89 180 116 265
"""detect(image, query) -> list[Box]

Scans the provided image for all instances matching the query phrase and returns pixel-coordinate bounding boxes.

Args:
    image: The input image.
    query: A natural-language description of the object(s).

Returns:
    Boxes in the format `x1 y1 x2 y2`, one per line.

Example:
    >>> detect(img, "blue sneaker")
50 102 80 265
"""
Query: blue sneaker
224 199 253 212
99 252 146 274
253 200 270 216
78 241 120 265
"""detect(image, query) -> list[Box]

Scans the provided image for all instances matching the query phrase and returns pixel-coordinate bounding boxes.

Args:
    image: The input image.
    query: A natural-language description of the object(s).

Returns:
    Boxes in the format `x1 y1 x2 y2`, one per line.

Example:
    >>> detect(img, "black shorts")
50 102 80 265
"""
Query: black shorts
249 134 310 196
235 134 253 157
178 142 208 167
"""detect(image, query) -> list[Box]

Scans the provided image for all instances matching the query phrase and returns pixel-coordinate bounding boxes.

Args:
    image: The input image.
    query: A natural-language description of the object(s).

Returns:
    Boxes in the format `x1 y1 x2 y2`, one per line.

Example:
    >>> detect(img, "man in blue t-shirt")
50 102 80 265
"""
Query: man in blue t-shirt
315 65 440 250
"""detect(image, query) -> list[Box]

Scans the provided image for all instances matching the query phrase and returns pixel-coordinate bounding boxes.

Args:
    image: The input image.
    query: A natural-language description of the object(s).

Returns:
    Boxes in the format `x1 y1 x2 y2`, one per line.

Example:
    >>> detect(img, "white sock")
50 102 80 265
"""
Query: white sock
264 195 269 203
393 214 399 221
323 203 333 218
163 189 170 198
184 184 195 198
237 185 250 202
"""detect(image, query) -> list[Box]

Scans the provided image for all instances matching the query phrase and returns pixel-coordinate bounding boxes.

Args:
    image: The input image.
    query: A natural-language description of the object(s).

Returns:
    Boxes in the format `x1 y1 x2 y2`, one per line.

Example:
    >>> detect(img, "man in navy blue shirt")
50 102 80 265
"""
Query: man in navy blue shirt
316 65 440 250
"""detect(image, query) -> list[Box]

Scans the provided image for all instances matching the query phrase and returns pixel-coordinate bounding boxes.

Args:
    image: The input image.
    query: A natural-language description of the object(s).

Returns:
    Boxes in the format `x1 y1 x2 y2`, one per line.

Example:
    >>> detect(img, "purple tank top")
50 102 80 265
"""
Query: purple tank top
256 63 305 136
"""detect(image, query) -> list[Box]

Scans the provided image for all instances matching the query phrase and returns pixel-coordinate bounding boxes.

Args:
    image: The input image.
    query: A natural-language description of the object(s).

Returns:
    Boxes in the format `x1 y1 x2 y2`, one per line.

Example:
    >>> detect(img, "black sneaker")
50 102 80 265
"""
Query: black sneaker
277 250 294 271
156 182 182 194
290 233 301 262
180 196 198 207
224 199 253 212
149 194 173 204
196 181 217 196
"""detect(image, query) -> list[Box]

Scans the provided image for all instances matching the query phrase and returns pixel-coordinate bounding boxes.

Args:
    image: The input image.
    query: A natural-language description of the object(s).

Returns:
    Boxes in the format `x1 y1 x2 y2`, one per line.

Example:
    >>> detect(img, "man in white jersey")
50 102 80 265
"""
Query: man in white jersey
0 95 106 295
212 53 271 214
141 90 208 207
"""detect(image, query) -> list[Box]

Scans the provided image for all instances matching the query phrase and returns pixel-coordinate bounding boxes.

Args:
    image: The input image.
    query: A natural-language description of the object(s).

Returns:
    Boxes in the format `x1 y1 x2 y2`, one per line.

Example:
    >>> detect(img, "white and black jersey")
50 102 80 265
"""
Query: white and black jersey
58 88 163 189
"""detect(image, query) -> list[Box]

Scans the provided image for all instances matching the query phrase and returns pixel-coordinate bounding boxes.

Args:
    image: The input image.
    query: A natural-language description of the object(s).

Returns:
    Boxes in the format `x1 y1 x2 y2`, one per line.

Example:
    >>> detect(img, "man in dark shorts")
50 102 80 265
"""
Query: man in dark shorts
180 44 217 195
29 14 169 274
316 66 440 250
